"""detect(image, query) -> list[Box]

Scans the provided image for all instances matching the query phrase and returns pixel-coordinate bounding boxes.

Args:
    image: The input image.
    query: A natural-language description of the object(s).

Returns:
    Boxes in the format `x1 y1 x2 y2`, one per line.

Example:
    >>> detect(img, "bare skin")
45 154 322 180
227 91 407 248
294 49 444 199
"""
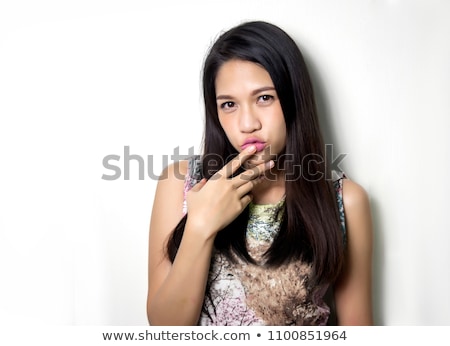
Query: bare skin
334 179 374 325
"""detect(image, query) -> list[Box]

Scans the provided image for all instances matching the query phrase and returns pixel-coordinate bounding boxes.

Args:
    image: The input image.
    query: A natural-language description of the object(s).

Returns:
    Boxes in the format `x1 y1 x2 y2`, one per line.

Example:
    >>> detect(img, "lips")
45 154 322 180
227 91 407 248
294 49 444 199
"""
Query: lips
241 138 266 152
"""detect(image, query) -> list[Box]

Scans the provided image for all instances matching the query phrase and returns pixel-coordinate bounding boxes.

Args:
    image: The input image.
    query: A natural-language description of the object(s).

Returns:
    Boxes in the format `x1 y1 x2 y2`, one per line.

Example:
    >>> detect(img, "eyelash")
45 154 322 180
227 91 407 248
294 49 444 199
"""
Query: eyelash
220 101 235 109
219 95 274 109
258 95 274 103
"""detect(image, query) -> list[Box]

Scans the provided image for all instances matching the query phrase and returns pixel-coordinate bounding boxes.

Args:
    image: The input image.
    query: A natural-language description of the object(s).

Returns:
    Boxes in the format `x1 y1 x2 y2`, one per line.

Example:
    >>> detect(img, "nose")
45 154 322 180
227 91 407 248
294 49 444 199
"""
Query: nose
239 105 261 133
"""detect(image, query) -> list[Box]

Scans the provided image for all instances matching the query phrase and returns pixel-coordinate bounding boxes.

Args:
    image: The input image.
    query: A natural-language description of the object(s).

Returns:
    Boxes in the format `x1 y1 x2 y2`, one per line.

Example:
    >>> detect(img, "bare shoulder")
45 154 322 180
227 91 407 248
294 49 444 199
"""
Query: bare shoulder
342 179 373 252
147 160 190 317
148 159 189 277
149 159 190 244
152 160 189 206
153 160 188 207
158 160 189 186
341 178 373 248
334 178 374 325
342 179 370 211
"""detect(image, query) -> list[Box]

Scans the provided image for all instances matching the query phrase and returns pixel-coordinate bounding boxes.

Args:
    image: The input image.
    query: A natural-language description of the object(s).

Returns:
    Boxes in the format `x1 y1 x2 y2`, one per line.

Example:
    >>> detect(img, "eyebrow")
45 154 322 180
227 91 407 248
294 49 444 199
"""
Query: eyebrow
216 86 276 100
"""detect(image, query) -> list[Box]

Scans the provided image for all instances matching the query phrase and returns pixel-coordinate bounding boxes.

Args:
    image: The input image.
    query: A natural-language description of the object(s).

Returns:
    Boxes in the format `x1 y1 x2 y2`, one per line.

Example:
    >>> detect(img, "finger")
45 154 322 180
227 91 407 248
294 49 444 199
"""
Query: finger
240 193 253 208
189 178 207 192
243 146 275 168
215 145 258 179
244 159 265 169
236 175 265 196
234 160 274 187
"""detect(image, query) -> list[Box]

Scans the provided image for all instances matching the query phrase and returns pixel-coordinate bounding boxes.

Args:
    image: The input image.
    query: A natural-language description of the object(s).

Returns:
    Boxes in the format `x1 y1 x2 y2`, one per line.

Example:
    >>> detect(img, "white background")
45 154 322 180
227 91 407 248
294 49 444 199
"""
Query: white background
0 0 449 326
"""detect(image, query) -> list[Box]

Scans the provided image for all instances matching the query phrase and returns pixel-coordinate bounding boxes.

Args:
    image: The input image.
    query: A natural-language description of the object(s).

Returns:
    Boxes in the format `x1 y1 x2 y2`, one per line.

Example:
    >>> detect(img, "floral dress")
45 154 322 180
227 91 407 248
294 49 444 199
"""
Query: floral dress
182 156 346 326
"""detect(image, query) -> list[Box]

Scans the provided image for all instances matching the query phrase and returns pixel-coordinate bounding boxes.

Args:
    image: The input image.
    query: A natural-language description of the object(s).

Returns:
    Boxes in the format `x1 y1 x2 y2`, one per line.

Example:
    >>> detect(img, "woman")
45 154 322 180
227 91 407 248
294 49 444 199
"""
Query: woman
147 21 373 325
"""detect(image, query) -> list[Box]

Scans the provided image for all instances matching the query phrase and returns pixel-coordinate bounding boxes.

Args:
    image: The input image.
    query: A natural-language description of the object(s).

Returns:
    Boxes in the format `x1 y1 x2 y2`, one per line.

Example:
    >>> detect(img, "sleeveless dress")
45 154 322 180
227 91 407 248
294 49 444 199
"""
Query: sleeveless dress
182 155 346 326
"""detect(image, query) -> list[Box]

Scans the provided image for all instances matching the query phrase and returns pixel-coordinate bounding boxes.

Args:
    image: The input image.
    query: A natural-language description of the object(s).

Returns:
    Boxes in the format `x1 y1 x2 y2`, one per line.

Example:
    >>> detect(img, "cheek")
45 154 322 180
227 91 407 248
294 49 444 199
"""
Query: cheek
218 117 235 140
218 116 227 133
280 124 287 139
274 118 287 149
273 113 286 137
219 118 233 145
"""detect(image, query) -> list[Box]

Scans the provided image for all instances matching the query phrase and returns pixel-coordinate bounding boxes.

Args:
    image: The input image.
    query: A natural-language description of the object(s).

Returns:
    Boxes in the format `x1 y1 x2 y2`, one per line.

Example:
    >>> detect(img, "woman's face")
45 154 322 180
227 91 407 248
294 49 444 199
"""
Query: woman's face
215 59 286 161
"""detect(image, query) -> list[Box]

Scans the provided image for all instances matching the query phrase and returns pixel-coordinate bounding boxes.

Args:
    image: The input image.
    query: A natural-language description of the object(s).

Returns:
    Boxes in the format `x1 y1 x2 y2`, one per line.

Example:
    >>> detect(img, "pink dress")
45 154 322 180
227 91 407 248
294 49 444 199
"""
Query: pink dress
182 156 346 326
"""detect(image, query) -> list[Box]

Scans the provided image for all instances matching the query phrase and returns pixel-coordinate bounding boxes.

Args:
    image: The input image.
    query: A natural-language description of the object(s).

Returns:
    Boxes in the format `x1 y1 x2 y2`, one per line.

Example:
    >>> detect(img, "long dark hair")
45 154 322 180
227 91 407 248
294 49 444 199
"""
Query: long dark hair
167 21 344 286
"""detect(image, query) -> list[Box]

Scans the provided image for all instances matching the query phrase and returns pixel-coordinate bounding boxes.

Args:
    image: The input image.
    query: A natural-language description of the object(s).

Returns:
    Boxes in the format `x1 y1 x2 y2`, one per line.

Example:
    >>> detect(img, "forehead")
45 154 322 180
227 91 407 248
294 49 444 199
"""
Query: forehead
215 59 274 92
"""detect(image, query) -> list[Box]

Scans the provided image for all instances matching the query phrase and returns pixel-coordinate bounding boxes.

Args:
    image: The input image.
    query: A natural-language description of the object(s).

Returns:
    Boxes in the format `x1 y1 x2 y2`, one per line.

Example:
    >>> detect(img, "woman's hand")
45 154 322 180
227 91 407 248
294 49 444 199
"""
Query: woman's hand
242 145 276 169
185 145 274 239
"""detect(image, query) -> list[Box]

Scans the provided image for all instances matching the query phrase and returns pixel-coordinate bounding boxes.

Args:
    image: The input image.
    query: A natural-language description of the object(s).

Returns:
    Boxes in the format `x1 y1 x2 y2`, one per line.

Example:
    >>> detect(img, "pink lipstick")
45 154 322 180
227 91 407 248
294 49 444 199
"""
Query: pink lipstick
241 138 266 152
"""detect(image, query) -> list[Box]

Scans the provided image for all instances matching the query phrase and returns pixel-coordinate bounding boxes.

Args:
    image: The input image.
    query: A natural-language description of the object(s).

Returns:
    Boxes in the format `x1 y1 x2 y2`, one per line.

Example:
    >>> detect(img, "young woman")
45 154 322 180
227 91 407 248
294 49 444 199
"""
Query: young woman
147 21 373 326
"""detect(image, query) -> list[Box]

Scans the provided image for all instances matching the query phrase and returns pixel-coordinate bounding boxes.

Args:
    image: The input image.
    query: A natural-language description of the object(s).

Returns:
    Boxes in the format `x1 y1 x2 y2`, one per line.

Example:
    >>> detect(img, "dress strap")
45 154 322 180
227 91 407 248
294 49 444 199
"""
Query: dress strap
333 171 347 246
182 155 202 215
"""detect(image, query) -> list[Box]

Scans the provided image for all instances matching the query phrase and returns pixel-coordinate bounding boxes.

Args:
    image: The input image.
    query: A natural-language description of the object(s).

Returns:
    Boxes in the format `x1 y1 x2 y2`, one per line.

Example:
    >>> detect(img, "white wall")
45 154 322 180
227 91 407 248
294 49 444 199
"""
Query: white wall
0 0 449 326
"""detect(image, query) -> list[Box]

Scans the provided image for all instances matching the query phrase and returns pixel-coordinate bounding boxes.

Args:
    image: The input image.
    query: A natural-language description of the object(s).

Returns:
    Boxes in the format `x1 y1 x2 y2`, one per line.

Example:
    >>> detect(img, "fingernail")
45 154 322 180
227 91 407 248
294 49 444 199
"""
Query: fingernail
266 160 274 168
246 145 256 152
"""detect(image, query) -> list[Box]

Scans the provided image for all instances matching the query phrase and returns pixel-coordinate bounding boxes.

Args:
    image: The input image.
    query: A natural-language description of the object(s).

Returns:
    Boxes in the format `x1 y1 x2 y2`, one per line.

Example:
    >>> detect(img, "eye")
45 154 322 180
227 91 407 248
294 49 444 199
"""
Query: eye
257 95 274 104
220 101 236 110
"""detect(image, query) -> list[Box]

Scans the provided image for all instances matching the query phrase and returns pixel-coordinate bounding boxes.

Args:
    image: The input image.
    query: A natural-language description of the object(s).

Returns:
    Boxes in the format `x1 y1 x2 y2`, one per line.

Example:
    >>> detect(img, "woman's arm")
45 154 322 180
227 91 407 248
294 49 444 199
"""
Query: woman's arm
146 160 214 325
147 146 272 325
334 179 374 325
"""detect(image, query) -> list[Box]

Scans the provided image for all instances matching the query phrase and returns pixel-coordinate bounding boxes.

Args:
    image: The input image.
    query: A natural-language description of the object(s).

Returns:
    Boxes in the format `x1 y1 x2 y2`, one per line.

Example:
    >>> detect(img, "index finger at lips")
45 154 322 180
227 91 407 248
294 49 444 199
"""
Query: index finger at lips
217 145 257 178
238 160 274 183
243 145 273 169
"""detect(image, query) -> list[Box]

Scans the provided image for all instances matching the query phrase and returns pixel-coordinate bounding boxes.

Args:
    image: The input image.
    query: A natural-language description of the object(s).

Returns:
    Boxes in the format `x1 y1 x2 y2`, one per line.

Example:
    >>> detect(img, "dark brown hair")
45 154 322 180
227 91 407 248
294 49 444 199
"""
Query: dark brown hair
167 21 344 286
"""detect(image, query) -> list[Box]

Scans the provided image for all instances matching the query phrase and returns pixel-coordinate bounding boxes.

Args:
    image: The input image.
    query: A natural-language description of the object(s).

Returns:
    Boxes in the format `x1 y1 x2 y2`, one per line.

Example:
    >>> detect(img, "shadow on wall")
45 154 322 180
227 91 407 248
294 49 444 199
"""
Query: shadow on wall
304 48 384 326
370 198 384 325
302 49 341 160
